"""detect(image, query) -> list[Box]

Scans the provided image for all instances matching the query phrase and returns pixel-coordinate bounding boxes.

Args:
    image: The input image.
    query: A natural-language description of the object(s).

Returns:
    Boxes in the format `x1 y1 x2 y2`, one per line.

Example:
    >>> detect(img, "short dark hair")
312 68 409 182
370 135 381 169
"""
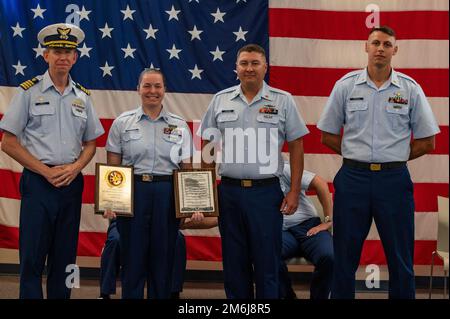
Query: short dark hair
369 26 396 39
237 44 266 60
137 68 166 88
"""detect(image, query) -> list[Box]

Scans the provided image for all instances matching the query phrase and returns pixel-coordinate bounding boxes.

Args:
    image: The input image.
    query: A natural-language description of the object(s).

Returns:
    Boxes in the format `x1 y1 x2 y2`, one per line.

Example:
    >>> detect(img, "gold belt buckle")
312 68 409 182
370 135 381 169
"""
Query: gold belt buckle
142 174 153 182
370 164 381 171
241 180 252 187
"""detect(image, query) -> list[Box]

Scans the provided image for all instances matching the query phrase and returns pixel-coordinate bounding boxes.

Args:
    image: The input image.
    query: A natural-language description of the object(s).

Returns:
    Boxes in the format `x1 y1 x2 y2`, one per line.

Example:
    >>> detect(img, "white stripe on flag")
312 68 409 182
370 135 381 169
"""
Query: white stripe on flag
1 150 448 184
270 38 449 69
269 0 449 11
0 197 108 233
1 87 448 125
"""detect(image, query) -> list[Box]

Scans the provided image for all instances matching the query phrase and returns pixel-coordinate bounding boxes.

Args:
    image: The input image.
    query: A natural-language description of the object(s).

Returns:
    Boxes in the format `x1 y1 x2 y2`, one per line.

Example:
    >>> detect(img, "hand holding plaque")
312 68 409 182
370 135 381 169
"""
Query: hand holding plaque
95 163 134 217
173 169 219 218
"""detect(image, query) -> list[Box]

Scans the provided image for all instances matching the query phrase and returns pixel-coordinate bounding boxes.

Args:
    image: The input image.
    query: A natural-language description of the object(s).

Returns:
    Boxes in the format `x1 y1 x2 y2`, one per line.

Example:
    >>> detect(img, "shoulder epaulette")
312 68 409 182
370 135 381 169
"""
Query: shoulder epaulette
216 86 238 96
117 109 138 119
269 86 290 96
75 82 91 95
167 111 185 122
396 72 418 85
19 77 40 91
339 70 362 82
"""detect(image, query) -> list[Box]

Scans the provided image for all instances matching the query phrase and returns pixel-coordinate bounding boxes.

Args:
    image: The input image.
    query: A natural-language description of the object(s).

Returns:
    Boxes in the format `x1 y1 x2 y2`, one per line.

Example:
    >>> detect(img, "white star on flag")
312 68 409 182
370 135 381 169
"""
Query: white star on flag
78 43 92 58
121 44 136 59
100 62 114 77
210 46 225 61
12 60 26 75
189 65 204 80
167 44 182 60
99 23 114 38
188 25 203 41
76 6 91 21
121 5 135 21
166 6 181 21
143 24 158 39
31 4 46 19
211 8 226 23
11 23 25 38
33 43 45 58
233 26 248 42
189 0 200 3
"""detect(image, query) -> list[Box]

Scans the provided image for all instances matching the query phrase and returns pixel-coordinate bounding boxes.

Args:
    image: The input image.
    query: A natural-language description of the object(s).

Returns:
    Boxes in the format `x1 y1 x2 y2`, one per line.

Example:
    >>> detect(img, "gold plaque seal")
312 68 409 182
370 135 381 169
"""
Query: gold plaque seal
105 170 125 188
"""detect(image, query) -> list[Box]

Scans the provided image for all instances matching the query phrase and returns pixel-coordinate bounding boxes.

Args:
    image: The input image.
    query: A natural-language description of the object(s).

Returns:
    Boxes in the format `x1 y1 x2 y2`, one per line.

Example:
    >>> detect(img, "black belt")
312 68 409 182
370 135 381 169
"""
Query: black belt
343 158 406 171
221 176 279 187
135 174 172 182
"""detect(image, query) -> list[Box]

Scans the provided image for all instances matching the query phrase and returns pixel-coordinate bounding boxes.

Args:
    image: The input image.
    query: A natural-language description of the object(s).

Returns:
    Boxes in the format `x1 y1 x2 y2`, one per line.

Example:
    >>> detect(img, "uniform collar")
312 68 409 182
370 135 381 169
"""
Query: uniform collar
230 81 274 102
41 70 74 93
390 69 401 88
356 68 402 89
136 105 170 123
355 69 369 85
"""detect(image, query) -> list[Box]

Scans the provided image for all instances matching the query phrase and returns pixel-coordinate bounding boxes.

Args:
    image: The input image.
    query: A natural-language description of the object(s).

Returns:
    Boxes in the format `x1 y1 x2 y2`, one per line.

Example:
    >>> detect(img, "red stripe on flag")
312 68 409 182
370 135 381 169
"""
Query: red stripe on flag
0 224 106 257
360 240 440 265
185 235 223 262
0 224 441 264
0 114 3 140
93 122 450 155
0 169 447 212
0 170 97 204
96 118 113 148
283 125 448 155
269 9 449 40
269 66 449 98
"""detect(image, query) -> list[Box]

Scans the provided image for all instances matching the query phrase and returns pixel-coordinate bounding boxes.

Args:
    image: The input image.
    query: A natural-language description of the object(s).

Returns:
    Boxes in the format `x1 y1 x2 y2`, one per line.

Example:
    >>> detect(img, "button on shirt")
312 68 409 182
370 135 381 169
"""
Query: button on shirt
198 81 309 179
317 68 440 163
106 107 193 175
0 71 105 165
279 164 318 231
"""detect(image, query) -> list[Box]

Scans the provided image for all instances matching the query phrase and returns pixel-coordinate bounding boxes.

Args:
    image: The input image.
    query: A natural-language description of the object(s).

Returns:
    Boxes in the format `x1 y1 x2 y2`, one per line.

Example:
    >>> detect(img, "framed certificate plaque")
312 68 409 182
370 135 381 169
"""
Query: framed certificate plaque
173 168 219 218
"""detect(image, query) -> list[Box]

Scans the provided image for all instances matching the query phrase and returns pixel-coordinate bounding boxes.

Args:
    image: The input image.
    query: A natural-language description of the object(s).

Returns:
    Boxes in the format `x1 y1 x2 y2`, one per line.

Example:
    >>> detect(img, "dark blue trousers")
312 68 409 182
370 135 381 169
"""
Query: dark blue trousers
279 217 334 299
171 232 187 293
331 164 415 299
100 220 120 295
116 179 179 299
99 225 186 296
19 168 83 299
218 182 284 299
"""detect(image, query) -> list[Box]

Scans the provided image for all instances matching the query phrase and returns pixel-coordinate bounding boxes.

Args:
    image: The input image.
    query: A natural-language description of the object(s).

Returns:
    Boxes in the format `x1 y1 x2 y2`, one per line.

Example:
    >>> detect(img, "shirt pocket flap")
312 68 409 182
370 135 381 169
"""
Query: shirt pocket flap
217 111 238 122
347 102 368 112
122 128 142 141
31 104 56 116
386 104 409 115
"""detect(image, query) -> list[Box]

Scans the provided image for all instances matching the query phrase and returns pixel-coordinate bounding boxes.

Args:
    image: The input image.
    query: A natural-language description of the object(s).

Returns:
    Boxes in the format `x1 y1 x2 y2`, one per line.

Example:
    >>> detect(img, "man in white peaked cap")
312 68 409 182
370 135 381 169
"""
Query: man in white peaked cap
0 23 104 299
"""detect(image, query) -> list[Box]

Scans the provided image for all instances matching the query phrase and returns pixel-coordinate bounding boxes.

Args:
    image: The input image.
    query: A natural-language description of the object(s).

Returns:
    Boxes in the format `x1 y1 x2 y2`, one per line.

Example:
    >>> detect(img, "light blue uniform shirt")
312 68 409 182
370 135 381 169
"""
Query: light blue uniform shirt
279 164 318 231
106 106 193 175
317 68 440 162
0 71 104 165
198 81 309 179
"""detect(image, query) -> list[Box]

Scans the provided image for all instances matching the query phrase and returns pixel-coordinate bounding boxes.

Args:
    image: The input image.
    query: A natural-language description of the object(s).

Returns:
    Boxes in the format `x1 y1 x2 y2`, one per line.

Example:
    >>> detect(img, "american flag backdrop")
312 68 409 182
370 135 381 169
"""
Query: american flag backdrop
0 0 448 266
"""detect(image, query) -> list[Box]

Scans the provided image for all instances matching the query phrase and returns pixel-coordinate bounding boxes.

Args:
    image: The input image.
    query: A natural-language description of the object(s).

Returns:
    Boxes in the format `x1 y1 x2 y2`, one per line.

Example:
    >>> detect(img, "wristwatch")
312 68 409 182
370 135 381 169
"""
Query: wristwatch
324 215 332 223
